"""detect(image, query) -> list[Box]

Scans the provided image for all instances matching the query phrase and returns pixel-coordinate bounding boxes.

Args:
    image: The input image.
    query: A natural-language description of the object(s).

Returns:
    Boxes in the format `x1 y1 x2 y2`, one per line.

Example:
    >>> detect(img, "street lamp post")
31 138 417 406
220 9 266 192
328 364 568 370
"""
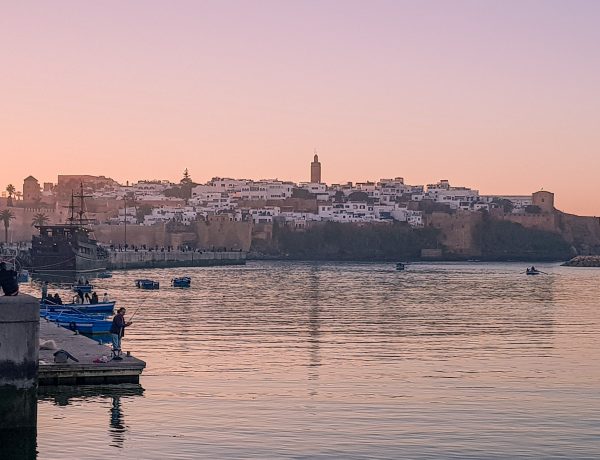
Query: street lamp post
123 196 127 250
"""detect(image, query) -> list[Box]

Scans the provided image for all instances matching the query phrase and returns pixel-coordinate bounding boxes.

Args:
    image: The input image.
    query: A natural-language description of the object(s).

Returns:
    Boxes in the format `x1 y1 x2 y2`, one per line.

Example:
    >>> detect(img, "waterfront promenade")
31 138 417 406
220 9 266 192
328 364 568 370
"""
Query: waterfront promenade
107 249 246 269
39 320 145 385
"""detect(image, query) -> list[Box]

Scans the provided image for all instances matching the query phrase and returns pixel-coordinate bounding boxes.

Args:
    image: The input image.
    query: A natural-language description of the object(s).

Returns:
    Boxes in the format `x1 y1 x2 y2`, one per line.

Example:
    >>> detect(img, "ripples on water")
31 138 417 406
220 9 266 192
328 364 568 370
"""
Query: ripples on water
23 262 600 459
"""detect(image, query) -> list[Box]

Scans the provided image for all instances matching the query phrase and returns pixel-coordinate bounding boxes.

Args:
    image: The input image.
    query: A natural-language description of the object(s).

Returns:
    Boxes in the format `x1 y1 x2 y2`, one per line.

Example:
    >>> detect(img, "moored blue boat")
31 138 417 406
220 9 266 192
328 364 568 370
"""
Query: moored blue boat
172 276 191 287
51 316 112 334
136 279 159 289
40 301 116 314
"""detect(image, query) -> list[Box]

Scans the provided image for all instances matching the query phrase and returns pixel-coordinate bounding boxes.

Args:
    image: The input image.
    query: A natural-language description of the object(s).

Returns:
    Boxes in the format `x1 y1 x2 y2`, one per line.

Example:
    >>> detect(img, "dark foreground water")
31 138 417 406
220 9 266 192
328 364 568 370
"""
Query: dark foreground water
22 262 600 459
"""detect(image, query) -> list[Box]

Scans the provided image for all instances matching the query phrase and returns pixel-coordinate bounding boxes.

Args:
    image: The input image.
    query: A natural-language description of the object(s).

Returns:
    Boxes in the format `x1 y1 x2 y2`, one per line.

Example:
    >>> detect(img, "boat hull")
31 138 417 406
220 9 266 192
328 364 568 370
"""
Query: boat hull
40 301 115 314
55 319 112 334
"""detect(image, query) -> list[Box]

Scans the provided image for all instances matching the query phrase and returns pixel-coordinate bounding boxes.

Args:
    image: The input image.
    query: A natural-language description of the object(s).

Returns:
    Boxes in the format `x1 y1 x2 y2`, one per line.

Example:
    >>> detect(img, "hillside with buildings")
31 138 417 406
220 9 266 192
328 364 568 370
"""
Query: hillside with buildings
1 157 599 260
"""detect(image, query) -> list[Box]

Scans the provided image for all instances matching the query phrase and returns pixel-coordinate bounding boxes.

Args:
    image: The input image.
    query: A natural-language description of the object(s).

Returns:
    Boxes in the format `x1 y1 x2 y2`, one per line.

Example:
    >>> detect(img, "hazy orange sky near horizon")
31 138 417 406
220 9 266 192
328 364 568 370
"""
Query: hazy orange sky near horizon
2 1 599 215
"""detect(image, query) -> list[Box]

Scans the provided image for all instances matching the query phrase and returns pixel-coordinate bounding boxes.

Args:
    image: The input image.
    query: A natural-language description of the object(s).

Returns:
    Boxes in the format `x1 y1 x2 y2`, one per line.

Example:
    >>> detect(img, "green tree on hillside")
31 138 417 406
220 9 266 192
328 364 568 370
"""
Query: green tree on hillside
475 219 571 260
180 168 193 185
273 222 439 260
492 198 514 213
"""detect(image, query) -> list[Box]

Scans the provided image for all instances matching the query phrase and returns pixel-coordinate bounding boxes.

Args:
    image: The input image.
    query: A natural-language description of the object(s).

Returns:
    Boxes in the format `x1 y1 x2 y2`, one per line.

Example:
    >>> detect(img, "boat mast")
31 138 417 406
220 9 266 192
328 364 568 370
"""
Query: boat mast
65 191 77 225
67 182 93 228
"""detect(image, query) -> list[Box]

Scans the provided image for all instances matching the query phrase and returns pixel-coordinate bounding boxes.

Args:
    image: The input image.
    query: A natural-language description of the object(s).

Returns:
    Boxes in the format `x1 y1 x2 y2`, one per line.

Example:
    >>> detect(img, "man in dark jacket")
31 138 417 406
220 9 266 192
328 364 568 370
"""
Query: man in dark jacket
0 262 19 296
110 307 132 360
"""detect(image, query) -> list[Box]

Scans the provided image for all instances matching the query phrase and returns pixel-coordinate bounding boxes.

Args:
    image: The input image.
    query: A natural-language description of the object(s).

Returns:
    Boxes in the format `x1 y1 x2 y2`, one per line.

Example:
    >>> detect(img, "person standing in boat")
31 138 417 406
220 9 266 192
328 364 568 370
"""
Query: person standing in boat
110 307 132 360
91 291 99 304
103 292 109 302
0 262 19 296
41 281 49 301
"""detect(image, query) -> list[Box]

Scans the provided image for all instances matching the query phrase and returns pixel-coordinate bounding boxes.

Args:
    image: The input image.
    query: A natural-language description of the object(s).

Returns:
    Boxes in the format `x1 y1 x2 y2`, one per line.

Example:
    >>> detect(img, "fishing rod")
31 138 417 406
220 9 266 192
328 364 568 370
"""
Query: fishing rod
129 306 141 321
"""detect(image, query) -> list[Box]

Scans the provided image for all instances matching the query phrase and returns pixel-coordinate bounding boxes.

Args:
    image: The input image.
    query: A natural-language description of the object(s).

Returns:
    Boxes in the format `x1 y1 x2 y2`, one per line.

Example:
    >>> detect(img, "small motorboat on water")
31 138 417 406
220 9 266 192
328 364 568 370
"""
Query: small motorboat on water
40 301 116 314
526 267 541 275
396 262 406 271
136 279 159 289
172 276 191 287
97 271 113 279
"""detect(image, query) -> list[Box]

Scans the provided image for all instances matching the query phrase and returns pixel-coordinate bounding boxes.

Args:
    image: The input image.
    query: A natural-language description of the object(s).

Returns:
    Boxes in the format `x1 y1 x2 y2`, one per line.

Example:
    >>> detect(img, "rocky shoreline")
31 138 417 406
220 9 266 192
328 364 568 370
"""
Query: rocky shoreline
562 256 600 267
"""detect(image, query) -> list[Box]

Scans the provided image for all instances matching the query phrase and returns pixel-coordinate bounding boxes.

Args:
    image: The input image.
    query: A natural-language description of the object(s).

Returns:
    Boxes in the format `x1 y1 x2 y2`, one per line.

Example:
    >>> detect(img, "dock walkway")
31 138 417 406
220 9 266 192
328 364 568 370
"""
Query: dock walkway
39 320 146 386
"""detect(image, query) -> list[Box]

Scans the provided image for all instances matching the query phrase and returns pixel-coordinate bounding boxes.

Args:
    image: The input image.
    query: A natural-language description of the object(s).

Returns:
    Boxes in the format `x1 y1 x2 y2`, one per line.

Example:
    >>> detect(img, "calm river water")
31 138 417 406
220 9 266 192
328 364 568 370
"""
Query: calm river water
22 261 600 459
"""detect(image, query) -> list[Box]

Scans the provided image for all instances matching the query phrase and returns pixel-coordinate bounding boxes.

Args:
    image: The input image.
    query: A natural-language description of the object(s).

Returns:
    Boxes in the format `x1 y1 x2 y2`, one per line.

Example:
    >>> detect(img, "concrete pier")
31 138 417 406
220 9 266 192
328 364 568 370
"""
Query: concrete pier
0 294 39 459
108 249 246 269
39 320 146 385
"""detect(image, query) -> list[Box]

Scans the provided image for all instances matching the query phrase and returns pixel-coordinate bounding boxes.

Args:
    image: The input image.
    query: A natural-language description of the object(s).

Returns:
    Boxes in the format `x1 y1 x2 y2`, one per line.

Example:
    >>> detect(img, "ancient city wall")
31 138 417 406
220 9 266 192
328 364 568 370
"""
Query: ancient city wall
92 220 252 251
424 210 482 257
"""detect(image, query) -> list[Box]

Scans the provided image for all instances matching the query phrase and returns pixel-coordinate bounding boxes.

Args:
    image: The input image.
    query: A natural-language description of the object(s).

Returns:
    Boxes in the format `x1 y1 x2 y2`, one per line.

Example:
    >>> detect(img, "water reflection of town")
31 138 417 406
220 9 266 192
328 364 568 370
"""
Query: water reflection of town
307 265 322 396
38 384 144 449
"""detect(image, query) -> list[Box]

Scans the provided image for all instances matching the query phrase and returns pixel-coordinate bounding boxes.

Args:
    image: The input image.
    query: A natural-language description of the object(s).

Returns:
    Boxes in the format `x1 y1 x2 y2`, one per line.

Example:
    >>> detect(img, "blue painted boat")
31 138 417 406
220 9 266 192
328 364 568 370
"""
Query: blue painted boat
52 316 112 334
172 276 191 287
97 272 112 279
136 279 159 289
40 301 116 314
17 270 29 283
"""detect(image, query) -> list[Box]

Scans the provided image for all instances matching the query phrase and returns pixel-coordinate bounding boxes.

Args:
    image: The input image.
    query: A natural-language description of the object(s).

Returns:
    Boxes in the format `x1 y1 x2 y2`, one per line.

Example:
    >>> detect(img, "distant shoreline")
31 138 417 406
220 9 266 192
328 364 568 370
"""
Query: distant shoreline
247 254 570 263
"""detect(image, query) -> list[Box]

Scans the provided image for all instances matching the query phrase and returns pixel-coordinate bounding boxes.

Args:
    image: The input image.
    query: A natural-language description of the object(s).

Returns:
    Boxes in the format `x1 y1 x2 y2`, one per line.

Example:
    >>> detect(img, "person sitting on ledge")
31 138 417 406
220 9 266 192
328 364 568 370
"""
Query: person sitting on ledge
0 262 19 296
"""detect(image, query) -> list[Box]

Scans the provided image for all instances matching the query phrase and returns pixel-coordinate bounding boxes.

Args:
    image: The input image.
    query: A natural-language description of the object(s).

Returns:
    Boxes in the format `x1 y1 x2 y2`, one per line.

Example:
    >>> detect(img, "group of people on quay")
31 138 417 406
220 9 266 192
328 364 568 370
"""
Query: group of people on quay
108 244 242 253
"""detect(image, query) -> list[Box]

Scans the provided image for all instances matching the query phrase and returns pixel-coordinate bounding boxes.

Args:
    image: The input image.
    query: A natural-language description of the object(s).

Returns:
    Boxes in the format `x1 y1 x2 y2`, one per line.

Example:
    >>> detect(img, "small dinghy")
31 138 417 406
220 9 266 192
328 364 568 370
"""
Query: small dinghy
136 279 159 289
97 271 113 279
395 262 406 271
172 276 191 287
526 267 541 275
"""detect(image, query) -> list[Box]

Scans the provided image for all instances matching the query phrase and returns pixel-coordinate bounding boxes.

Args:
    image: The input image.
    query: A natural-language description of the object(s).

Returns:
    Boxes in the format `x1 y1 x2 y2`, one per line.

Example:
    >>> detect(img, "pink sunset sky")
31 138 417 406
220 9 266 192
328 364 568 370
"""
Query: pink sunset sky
1 0 599 215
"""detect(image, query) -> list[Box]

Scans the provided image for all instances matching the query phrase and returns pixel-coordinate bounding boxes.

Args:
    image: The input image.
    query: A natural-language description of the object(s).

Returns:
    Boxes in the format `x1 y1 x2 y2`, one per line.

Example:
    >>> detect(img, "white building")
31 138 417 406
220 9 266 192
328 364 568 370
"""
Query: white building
143 205 197 226
240 185 268 201
248 206 280 224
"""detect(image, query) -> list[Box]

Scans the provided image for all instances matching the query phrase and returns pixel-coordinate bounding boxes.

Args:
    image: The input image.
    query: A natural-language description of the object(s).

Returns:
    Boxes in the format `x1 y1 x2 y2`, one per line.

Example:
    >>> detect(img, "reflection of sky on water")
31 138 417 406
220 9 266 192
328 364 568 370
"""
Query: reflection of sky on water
26 262 600 458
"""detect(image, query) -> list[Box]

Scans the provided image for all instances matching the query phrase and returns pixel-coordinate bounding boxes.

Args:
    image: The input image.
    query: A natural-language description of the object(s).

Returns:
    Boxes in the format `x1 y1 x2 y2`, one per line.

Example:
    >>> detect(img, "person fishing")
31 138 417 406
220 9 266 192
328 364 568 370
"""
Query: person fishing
110 307 132 361
0 262 19 296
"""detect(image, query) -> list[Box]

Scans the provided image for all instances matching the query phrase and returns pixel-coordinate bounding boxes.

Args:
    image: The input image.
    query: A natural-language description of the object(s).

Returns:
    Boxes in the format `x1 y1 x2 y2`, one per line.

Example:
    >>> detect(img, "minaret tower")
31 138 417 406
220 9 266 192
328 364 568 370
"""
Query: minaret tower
310 150 322 183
